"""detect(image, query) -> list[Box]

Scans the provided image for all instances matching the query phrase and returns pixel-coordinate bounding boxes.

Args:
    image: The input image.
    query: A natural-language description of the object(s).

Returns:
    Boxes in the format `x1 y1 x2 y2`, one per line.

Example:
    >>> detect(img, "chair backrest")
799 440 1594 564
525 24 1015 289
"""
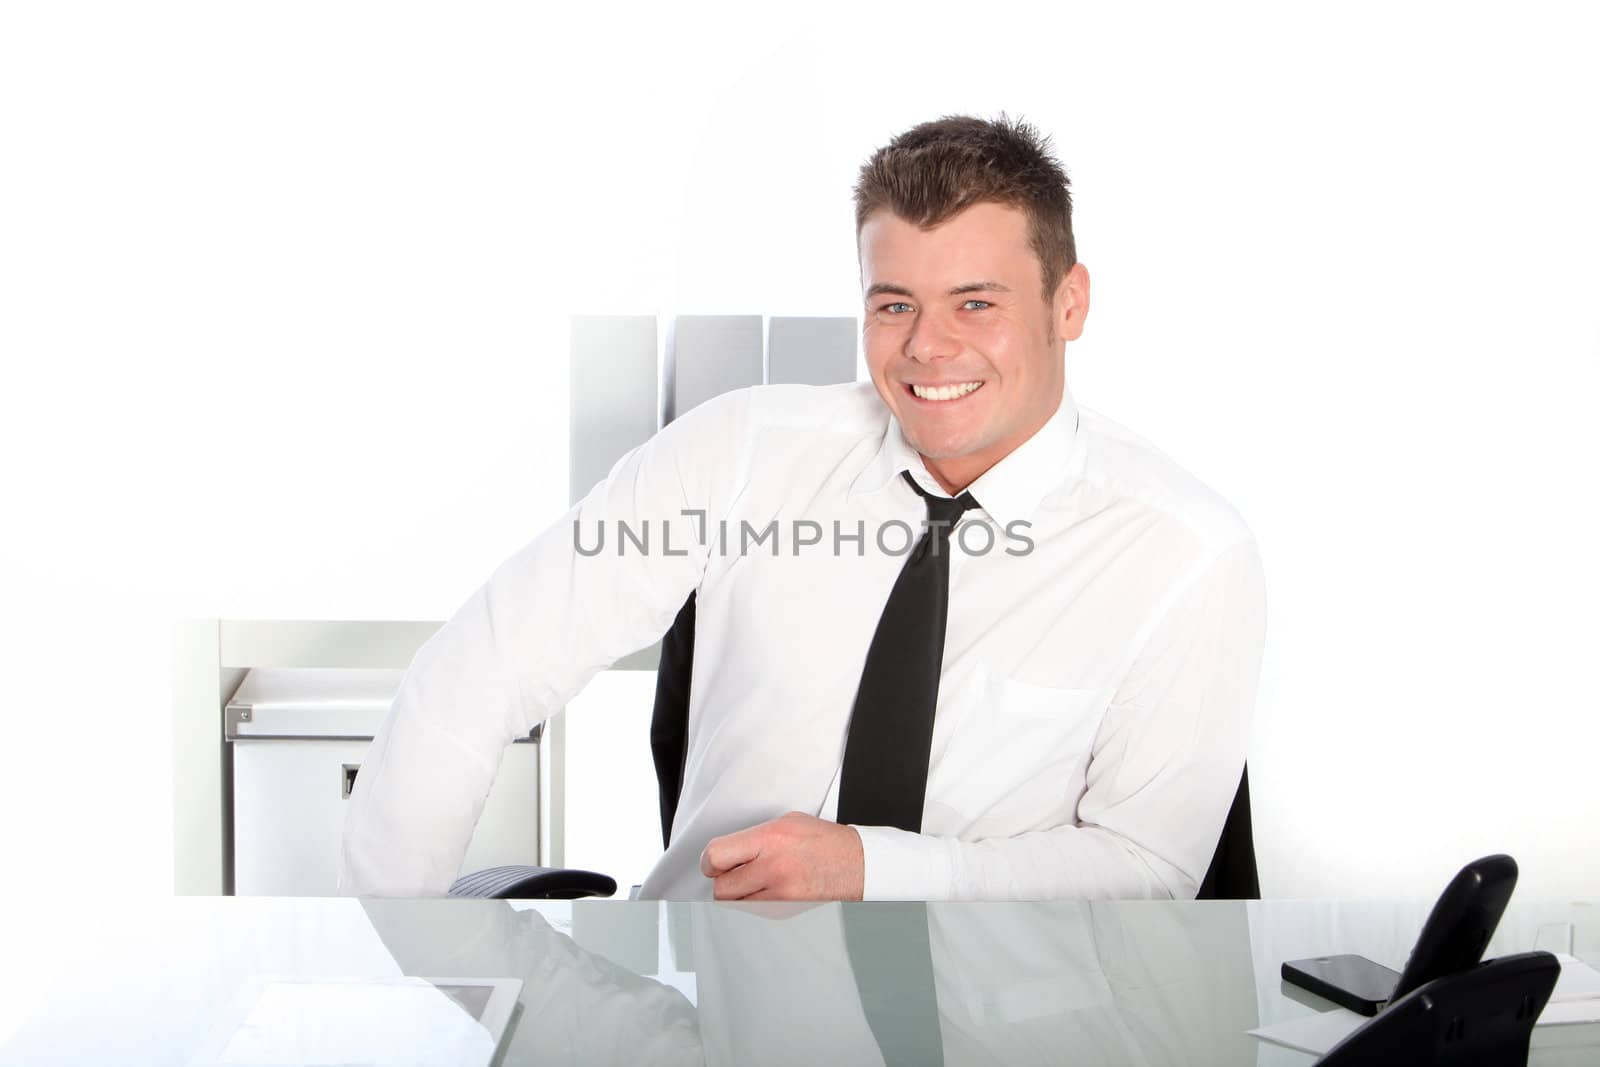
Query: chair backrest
1196 767 1260 900
650 592 698 848
1315 951 1558 1067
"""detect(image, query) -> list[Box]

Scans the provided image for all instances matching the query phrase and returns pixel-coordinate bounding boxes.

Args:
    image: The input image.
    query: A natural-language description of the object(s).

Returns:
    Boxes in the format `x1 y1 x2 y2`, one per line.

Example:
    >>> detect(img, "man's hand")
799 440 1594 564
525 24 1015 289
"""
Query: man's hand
699 812 865 901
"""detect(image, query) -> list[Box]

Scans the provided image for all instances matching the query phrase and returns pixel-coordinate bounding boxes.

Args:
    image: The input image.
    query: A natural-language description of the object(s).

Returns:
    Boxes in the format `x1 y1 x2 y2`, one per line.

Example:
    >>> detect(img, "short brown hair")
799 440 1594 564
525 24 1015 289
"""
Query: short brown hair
854 113 1076 299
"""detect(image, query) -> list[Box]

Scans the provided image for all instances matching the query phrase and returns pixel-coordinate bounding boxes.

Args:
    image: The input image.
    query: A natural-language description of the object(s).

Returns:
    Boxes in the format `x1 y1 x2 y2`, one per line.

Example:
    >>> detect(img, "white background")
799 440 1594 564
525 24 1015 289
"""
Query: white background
3 0 1598 1036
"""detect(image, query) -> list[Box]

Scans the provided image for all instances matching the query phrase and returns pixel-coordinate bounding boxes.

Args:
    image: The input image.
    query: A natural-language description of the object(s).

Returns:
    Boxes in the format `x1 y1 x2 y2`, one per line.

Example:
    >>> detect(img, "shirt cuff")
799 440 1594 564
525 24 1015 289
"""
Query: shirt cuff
852 825 956 900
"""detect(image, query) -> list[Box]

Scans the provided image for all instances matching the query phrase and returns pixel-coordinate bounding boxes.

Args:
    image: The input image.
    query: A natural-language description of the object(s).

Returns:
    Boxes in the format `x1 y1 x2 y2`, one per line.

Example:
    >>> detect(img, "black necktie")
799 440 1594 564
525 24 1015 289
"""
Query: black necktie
842 903 946 1067
837 471 980 832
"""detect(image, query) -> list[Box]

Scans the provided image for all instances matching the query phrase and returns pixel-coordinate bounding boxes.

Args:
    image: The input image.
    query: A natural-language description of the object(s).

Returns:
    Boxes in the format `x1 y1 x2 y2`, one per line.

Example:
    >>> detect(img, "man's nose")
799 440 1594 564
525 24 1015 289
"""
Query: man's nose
904 309 961 363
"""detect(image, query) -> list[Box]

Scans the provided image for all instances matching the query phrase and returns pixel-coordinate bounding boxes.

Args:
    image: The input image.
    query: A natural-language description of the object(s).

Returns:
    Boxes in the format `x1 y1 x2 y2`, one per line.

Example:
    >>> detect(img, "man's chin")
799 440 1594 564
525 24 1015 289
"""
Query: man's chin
902 429 986 464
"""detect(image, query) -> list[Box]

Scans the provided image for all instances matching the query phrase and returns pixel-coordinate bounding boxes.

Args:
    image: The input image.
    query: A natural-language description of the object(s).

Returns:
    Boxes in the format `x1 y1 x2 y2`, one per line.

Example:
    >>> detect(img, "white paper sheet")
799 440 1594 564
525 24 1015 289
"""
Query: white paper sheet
1249 955 1600 1055
1551 953 1600 1003
1248 1007 1365 1056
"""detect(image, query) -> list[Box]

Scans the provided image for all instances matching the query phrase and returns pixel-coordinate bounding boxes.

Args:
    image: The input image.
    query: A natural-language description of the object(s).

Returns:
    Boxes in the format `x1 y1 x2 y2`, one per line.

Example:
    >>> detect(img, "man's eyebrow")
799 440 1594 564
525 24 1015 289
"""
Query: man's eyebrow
863 281 1013 300
864 282 914 300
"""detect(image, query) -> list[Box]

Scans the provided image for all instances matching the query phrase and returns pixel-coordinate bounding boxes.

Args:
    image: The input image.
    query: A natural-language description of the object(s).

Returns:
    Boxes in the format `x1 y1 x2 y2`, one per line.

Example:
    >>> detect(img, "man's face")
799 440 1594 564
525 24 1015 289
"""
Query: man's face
858 201 1089 493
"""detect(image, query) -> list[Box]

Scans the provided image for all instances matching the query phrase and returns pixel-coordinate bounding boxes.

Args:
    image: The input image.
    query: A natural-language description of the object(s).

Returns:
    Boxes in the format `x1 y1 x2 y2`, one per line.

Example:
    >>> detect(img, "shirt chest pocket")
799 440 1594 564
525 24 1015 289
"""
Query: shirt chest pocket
926 664 1116 834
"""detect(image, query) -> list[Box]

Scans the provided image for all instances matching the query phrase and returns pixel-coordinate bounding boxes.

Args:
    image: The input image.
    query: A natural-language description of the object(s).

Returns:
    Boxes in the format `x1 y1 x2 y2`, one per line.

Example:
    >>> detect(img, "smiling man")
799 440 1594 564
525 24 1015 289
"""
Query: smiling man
340 115 1268 902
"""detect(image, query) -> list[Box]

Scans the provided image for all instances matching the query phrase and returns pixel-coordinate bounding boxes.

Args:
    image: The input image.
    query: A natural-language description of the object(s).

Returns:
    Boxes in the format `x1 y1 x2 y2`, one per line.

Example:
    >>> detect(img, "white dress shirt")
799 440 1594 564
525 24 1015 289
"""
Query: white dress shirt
338 380 1267 901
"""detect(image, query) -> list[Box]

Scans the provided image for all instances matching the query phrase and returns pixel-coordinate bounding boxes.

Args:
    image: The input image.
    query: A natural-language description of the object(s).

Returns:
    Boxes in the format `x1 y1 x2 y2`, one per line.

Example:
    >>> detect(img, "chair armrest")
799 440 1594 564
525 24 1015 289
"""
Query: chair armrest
448 864 618 900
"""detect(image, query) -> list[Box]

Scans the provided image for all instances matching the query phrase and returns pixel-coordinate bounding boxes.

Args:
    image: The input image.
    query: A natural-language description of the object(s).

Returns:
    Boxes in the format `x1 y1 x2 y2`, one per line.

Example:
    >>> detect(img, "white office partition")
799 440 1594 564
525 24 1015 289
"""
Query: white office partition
557 316 664 867
766 316 858 386
173 619 237 896
569 315 660 504
665 315 764 421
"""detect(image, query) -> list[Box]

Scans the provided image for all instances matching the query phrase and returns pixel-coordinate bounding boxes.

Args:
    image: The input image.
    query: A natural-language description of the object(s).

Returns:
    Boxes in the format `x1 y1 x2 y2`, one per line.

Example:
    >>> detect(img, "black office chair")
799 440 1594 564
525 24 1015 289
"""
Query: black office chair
1315 951 1558 1066
450 592 1261 900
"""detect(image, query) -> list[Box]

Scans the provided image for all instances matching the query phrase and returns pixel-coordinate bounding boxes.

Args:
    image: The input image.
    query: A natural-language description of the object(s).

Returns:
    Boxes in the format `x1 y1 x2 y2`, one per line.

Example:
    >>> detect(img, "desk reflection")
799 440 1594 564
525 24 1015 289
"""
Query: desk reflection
360 899 1259 1066
359 900 700 1066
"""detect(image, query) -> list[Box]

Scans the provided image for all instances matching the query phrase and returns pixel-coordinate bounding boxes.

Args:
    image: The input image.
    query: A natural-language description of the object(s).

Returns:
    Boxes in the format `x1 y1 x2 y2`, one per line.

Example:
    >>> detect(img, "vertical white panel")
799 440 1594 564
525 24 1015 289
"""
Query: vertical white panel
666 315 763 422
570 315 659 504
767 316 858 386
565 317 667 874
173 619 227 895
542 712 565 870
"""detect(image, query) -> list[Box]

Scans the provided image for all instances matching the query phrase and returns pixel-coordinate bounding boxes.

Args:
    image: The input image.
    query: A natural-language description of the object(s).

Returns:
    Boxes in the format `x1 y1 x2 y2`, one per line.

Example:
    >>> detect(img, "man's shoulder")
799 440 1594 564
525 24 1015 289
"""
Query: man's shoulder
745 380 888 432
1073 406 1256 554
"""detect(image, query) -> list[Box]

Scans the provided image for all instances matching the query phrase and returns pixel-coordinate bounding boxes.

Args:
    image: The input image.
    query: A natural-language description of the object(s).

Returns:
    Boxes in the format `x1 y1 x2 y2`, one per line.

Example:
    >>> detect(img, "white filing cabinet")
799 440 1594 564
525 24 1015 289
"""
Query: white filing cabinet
173 619 564 897
225 667 541 896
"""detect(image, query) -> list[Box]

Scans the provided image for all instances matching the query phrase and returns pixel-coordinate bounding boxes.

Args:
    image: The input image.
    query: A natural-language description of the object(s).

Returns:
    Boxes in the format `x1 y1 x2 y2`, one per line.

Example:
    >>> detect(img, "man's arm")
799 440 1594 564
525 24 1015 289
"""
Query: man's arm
851 537 1269 900
337 390 751 898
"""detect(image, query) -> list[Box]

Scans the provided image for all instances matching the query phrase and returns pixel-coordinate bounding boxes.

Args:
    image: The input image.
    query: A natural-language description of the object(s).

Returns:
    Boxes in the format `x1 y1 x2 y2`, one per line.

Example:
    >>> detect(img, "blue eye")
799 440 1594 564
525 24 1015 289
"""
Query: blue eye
963 299 992 311
881 302 913 314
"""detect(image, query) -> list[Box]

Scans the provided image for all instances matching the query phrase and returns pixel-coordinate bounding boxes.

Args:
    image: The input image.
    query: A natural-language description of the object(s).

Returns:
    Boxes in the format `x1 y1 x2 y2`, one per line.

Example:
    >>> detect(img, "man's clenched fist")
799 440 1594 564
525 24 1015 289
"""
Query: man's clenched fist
699 812 865 901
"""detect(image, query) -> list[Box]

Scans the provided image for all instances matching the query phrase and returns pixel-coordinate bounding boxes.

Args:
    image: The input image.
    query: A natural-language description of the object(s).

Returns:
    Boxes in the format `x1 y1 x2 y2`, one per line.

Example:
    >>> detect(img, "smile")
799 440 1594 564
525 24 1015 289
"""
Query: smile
908 381 984 402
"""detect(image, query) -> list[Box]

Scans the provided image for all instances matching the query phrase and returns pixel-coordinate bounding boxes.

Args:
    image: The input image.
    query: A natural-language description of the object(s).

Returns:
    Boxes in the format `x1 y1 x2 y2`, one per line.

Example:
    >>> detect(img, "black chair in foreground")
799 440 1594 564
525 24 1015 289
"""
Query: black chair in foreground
1316 951 1559 1067
450 592 1261 900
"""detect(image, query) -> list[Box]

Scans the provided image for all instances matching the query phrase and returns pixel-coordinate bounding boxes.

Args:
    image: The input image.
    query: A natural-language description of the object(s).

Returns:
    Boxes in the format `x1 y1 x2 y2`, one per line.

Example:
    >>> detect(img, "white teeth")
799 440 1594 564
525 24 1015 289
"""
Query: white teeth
911 381 982 401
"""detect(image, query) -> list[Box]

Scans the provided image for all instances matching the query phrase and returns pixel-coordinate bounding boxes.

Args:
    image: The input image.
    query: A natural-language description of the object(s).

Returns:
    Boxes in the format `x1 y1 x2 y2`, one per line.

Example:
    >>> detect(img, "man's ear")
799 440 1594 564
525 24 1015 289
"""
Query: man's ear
1053 262 1091 342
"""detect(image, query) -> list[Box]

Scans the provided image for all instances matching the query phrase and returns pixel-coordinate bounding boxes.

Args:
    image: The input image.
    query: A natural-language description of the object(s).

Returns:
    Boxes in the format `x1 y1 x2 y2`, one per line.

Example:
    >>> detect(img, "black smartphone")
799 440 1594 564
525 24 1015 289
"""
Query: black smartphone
1282 954 1401 1016
1280 854 1519 1016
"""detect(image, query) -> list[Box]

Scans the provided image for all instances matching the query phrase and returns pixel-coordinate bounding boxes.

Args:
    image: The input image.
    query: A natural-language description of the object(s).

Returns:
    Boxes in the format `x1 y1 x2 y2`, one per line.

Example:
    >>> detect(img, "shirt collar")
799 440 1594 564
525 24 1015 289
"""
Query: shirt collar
849 383 1084 529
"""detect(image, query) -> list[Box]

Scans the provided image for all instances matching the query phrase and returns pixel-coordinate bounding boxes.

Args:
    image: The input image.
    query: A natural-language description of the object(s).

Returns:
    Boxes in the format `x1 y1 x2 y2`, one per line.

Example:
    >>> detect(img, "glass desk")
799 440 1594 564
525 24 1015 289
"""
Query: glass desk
3 896 1596 1065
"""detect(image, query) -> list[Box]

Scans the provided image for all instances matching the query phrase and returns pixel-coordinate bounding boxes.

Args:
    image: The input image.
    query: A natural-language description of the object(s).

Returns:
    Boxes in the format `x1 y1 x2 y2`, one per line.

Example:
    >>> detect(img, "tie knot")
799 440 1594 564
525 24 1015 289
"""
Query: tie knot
901 471 979 529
